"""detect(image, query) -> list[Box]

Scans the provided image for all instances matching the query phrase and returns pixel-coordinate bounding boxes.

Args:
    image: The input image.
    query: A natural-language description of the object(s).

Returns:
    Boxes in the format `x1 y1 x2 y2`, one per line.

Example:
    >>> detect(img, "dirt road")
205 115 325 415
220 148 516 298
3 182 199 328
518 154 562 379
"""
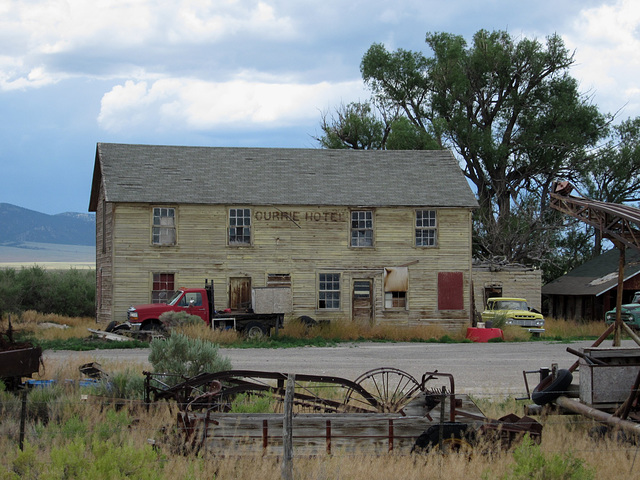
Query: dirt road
44 339 628 397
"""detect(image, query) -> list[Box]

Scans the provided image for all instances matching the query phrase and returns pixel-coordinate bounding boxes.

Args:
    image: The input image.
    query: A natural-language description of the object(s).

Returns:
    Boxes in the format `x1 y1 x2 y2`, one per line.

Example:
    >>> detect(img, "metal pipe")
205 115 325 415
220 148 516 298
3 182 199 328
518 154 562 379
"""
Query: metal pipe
555 396 640 436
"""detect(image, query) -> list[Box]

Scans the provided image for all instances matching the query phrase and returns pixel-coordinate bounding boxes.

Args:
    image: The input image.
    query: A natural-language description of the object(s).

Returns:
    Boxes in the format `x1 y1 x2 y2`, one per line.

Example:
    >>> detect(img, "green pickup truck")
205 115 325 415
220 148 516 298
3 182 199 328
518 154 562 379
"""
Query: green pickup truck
481 297 545 334
605 291 640 330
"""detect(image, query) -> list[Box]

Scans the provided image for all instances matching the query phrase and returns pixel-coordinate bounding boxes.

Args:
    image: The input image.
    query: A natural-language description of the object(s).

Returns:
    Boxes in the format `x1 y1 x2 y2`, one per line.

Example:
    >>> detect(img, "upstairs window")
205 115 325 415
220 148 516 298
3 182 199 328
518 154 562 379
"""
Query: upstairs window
152 273 175 303
229 208 251 245
415 210 437 247
318 273 340 309
152 207 176 245
351 210 373 247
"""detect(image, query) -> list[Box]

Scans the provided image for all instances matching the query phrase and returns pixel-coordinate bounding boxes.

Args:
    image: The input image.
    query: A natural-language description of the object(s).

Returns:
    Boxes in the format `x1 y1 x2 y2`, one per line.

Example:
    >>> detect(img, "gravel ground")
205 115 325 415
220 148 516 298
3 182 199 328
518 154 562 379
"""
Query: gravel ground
43 339 636 398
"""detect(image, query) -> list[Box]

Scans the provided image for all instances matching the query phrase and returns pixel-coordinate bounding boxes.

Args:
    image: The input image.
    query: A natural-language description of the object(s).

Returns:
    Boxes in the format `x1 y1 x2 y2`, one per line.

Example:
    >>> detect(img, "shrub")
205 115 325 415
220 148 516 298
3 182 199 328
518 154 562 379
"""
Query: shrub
159 311 202 330
0 266 95 317
148 332 232 384
499 435 595 480
89 368 146 400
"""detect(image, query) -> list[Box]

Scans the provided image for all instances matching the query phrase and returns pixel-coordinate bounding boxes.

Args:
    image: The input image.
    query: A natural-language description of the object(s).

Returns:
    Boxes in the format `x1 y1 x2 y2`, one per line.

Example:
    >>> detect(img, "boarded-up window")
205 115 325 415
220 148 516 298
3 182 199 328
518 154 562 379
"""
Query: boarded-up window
384 267 408 309
152 207 176 245
267 274 292 287
152 273 175 303
438 272 464 310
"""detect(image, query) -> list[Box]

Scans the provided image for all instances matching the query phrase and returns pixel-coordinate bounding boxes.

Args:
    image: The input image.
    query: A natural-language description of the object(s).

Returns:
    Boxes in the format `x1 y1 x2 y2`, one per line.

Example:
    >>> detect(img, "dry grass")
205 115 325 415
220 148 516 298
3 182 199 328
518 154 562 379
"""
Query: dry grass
3 310 95 341
543 317 609 338
3 357 640 479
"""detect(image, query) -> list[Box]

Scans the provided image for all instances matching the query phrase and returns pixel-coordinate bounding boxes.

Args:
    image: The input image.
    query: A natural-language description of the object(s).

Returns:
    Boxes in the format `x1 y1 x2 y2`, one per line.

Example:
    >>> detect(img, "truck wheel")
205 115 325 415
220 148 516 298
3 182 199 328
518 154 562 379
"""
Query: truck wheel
532 369 573 406
244 321 268 338
105 321 118 333
142 321 164 332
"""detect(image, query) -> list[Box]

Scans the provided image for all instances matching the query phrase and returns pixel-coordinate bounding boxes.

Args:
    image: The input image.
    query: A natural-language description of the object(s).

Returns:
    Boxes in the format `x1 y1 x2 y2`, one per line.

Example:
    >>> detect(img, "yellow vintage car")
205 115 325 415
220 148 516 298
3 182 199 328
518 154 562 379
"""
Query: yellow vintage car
481 297 545 334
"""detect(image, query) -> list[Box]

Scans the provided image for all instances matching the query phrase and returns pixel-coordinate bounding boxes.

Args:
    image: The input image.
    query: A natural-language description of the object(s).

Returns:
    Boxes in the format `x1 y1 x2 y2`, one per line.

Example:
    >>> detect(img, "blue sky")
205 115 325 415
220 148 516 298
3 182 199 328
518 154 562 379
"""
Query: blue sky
1 0 639 215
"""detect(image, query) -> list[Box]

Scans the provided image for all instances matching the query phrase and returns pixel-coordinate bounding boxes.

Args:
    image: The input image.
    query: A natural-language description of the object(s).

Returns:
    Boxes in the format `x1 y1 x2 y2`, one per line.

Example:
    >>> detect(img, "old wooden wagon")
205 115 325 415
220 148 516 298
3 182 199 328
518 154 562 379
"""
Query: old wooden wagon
145 368 541 455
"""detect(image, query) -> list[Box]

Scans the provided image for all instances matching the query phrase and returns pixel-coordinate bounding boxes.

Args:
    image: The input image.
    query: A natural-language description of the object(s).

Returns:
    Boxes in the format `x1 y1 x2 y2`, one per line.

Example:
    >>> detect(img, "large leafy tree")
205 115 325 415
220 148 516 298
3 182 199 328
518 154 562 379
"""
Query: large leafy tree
316 101 439 150
359 29 608 265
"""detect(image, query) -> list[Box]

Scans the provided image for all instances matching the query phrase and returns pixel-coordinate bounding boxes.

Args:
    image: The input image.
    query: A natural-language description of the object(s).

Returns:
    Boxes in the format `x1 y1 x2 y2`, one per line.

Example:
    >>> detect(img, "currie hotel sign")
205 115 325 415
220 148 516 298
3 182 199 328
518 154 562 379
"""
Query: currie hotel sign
254 210 347 223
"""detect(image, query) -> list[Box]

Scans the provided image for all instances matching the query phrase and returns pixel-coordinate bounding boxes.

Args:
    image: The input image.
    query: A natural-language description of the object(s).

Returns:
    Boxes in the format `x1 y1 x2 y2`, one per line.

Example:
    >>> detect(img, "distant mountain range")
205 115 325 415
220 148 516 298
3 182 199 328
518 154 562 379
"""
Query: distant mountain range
0 203 95 246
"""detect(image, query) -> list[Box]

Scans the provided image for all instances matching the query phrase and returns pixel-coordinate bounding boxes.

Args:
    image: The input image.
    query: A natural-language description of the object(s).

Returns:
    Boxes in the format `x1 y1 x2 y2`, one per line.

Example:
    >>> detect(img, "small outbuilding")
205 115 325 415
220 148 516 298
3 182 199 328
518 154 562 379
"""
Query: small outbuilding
542 248 640 322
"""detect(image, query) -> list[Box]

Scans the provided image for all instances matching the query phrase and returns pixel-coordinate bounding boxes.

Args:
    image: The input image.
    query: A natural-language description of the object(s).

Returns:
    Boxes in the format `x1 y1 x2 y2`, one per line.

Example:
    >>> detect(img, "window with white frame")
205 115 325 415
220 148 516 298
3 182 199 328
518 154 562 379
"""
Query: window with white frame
229 208 251 245
152 207 176 245
351 210 373 247
318 273 340 309
415 210 437 247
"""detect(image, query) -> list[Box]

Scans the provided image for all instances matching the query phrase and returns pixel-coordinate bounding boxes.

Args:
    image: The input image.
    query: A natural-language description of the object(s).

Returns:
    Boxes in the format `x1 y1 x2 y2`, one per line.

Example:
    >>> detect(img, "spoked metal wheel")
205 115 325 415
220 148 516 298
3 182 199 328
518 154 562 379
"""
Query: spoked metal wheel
343 367 422 413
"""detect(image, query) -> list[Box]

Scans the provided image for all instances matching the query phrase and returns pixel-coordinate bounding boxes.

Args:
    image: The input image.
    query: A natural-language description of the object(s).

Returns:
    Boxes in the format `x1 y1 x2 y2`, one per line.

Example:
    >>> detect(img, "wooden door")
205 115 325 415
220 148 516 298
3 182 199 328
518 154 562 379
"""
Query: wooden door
230 277 252 311
352 279 373 324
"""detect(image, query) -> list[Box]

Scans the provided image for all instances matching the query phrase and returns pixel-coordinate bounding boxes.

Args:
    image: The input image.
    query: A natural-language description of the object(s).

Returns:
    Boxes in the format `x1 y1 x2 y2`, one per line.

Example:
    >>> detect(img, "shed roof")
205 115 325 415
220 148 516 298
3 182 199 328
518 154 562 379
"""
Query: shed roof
89 143 478 211
542 248 640 297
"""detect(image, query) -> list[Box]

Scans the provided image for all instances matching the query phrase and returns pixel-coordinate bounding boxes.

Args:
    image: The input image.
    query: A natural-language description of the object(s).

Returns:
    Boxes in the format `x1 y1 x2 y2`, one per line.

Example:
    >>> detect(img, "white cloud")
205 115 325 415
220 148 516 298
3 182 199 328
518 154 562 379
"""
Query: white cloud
0 0 298 90
564 0 640 117
98 76 366 132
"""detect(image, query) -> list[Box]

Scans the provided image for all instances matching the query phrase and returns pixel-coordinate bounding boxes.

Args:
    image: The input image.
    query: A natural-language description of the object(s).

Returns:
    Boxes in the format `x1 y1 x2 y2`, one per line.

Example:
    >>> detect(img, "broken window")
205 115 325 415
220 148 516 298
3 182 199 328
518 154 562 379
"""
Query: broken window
415 210 437 247
351 210 373 247
384 267 408 309
152 273 175 303
319 273 340 309
152 207 176 245
229 208 251 245
267 274 292 287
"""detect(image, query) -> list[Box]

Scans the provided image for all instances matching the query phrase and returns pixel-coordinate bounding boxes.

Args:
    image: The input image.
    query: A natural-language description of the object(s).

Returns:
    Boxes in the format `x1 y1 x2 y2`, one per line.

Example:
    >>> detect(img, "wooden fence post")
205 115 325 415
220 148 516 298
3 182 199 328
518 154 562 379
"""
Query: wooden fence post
282 374 295 480
19 388 27 450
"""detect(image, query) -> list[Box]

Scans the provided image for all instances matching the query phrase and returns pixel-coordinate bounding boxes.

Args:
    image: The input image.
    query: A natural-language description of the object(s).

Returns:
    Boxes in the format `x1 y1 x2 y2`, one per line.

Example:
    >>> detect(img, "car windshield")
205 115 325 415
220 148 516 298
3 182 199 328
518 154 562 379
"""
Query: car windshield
495 300 527 310
168 290 184 306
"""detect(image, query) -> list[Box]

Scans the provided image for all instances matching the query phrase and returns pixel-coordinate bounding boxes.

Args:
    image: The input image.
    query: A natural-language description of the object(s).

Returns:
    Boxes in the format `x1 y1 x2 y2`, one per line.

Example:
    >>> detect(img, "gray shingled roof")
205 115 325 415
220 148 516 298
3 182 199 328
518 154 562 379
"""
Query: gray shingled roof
89 143 478 210
542 248 640 297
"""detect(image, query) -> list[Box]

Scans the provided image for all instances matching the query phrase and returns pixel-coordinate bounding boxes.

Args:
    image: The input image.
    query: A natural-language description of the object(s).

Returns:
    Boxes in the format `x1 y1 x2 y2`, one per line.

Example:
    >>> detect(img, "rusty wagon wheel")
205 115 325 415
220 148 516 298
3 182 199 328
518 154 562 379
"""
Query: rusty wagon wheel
343 367 422 413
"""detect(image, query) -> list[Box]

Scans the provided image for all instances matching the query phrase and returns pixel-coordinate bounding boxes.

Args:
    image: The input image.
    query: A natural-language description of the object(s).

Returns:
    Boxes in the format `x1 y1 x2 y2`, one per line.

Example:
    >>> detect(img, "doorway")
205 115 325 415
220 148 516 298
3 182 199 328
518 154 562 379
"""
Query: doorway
230 277 252 311
352 279 373 324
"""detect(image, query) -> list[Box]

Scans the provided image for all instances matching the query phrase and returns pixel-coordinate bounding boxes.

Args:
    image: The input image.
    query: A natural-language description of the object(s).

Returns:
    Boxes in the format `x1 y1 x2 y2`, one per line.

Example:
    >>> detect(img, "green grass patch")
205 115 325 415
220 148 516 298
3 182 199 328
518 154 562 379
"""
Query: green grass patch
34 337 149 351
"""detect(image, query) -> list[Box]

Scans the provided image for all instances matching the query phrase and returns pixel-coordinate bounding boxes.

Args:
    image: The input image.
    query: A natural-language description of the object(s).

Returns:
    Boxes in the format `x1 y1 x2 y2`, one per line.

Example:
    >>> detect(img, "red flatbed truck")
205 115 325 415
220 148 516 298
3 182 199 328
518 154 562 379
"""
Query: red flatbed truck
111 280 285 337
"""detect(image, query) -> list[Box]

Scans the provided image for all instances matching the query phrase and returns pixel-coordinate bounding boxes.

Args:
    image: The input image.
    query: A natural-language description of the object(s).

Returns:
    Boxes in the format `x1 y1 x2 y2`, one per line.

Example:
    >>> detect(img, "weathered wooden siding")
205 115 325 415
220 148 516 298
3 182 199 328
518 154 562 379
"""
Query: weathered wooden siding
472 267 543 317
95 183 114 325
107 204 473 328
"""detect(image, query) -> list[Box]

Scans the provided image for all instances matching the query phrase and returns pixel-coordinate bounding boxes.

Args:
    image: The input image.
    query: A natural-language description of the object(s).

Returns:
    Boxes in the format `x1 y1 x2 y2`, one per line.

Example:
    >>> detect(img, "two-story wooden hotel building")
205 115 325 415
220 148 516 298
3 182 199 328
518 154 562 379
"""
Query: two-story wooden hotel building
89 143 478 330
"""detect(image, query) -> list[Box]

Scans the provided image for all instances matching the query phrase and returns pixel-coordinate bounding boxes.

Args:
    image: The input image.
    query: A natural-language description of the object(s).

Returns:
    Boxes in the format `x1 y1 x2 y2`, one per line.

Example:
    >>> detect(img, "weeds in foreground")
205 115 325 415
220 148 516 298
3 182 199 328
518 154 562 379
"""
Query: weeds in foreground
2 359 640 480
3 311 618 352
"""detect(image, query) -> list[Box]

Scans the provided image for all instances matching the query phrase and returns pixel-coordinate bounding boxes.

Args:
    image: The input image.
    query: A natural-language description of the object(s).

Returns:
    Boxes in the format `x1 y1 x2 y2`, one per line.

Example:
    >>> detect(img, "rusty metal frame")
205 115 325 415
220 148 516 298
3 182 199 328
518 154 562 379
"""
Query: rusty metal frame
144 368 413 414
549 187 640 252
